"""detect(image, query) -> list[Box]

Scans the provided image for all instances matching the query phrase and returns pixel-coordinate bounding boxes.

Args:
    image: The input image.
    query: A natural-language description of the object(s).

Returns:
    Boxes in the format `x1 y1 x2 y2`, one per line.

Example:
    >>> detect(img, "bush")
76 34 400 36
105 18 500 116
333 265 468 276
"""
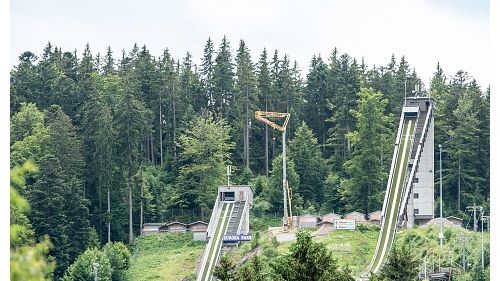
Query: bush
251 231 261 250
62 248 112 281
103 242 131 280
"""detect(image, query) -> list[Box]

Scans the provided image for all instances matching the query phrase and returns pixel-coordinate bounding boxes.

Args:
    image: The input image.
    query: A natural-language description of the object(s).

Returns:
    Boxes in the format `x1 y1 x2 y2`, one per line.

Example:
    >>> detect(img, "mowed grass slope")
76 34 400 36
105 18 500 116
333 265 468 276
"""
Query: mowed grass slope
125 222 489 280
126 233 205 281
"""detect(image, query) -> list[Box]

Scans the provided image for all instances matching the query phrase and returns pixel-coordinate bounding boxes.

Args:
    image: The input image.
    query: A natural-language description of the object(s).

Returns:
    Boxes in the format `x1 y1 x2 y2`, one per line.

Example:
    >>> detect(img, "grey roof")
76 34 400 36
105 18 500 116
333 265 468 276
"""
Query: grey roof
188 221 208 226
165 221 187 226
344 211 366 216
143 223 166 227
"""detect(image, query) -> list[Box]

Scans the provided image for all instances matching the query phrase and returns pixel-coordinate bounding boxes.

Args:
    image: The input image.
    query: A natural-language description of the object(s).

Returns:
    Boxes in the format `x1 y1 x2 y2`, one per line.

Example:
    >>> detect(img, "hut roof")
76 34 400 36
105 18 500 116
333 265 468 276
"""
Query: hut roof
165 221 187 227
188 221 208 226
143 223 166 227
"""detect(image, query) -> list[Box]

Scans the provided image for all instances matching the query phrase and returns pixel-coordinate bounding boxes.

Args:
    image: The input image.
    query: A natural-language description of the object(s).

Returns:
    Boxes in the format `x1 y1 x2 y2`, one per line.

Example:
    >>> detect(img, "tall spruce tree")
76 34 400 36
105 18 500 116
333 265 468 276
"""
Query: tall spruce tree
235 39 259 170
256 48 272 176
114 67 151 243
340 88 391 214
289 122 327 207
213 36 234 118
201 37 216 110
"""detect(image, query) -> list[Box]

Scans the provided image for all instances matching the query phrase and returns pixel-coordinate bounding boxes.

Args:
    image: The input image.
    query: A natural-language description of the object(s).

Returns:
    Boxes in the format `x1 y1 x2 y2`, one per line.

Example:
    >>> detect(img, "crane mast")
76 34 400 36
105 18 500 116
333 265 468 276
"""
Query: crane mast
255 111 293 227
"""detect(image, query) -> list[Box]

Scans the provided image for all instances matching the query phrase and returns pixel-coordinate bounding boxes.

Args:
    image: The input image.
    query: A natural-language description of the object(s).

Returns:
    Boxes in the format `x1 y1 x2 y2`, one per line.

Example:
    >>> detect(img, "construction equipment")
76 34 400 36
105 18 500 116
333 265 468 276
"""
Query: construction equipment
255 111 293 227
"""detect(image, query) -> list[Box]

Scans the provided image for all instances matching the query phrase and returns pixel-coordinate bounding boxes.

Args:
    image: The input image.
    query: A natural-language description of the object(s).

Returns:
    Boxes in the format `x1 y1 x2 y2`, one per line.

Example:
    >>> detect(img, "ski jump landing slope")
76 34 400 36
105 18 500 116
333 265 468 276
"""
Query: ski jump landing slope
361 112 417 277
197 202 234 281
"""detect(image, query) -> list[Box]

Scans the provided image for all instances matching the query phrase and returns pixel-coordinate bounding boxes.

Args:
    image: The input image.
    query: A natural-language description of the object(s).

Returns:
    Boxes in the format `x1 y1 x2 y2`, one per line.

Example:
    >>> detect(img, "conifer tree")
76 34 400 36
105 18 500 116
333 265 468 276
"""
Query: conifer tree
114 67 151 243
304 55 329 152
377 245 419 281
289 122 327 207
29 154 70 277
201 37 216 110
256 48 271 176
235 39 259 170
341 88 391 214
213 35 234 118
103 46 115 76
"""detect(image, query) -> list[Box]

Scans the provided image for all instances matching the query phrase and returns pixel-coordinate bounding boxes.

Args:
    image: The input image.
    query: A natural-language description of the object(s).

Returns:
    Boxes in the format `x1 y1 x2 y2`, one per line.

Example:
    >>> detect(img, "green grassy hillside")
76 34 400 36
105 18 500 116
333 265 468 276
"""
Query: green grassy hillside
125 225 489 280
126 233 205 281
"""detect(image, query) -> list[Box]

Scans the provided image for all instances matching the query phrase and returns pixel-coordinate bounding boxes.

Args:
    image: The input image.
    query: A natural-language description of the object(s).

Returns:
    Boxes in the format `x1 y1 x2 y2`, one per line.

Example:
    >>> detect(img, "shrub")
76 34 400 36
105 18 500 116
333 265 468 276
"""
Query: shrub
62 248 112 281
103 242 131 280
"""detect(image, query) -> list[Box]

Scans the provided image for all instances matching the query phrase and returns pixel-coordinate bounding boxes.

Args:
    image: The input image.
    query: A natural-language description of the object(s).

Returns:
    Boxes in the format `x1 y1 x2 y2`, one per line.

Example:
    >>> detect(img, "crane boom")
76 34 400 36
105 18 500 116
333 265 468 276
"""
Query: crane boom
254 111 290 132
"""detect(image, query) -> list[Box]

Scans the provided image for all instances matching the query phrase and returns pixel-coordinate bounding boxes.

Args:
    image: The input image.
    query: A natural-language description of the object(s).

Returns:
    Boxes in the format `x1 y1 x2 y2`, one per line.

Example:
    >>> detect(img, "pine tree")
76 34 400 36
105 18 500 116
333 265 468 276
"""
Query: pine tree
29 154 70 277
304 55 329 153
340 88 391 214
235 39 259 170
213 255 236 281
103 46 115 76
327 53 361 170
213 35 234 118
289 121 327 207
445 91 481 212
201 37 216 110
10 51 38 114
44 105 84 181
256 48 271 176
271 230 354 281
81 90 116 243
377 245 419 281
114 67 151 243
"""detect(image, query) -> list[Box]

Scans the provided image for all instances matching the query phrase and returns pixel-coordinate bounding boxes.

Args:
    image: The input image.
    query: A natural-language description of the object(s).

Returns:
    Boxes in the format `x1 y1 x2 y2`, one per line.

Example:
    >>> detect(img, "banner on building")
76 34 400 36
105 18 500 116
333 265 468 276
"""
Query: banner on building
334 219 356 230
223 234 252 242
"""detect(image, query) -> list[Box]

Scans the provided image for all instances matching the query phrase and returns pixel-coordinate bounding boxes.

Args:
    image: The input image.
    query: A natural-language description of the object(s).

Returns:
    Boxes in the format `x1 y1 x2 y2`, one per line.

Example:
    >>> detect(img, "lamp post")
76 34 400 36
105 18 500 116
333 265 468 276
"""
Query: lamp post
439 144 443 270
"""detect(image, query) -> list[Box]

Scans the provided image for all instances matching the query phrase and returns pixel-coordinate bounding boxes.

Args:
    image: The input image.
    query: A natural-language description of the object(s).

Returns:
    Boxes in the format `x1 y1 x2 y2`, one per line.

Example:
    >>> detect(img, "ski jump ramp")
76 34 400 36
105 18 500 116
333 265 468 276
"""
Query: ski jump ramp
362 97 434 278
197 185 253 281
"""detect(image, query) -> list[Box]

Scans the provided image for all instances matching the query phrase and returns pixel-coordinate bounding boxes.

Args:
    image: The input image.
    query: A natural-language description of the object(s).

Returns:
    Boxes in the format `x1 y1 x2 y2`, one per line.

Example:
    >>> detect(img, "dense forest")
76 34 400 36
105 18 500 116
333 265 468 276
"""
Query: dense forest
10 36 489 278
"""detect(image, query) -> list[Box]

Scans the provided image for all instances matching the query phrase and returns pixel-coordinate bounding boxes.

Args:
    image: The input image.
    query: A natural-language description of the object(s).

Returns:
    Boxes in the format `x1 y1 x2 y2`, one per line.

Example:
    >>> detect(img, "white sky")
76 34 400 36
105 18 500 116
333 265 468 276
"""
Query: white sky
10 0 490 89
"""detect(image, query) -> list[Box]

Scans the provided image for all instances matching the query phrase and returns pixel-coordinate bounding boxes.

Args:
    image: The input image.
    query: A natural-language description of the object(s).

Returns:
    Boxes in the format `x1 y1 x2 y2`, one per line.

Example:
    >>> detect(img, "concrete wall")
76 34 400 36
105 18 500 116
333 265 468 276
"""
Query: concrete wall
193 232 207 241
298 215 319 228
411 113 434 226
218 185 253 205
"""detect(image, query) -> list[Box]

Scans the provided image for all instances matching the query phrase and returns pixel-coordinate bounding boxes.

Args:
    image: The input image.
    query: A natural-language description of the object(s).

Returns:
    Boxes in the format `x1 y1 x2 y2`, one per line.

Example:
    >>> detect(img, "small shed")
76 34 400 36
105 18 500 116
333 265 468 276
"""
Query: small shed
298 214 320 228
189 221 208 242
314 221 335 236
188 221 209 241
164 221 188 233
188 221 208 232
142 223 165 235
368 211 382 225
344 211 367 223
446 216 463 227
321 213 342 223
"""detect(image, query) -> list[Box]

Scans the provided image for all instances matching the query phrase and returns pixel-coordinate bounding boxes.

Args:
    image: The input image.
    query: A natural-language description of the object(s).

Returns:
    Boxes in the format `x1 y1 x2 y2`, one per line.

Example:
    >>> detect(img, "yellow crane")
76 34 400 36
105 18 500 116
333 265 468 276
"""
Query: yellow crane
255 111 293 227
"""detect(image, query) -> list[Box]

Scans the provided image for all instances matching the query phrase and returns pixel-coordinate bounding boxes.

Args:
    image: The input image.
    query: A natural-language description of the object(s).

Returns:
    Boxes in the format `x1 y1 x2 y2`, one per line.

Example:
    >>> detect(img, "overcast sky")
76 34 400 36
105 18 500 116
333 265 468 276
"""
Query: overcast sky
10 0 490 89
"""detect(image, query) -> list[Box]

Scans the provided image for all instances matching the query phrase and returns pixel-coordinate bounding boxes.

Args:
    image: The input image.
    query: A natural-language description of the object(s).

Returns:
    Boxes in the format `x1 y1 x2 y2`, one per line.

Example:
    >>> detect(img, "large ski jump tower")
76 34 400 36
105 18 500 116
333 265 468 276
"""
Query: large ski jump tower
403 97 435 227
197 185 253 281
362 96 435 278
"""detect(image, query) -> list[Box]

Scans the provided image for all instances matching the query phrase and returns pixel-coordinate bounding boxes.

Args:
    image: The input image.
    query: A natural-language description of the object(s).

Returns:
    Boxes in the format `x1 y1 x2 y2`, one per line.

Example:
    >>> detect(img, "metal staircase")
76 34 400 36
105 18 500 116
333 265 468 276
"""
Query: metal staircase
226 201 245 235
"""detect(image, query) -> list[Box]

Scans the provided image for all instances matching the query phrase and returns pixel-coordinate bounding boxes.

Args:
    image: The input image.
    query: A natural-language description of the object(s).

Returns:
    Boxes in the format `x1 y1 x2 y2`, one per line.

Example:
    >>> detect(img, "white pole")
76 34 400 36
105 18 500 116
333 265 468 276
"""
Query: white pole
481 212 484 272
282 131 288 226
439 144 443 267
